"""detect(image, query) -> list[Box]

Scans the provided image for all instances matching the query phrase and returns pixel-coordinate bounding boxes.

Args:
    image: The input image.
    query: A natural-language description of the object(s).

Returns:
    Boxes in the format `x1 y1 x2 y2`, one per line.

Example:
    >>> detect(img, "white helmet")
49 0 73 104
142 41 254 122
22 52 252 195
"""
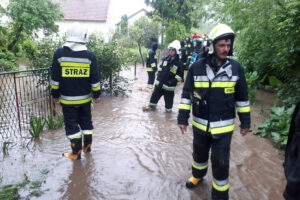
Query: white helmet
63 23 88 51
168 40 181 55
65 23 87 43
208 24 235 56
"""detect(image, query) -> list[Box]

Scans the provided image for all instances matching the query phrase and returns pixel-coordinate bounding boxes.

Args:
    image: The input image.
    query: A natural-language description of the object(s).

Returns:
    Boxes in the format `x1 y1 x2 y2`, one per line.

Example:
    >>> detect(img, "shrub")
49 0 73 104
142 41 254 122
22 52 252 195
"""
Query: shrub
86 33 129 96
253 105 295 149
0 51 17 71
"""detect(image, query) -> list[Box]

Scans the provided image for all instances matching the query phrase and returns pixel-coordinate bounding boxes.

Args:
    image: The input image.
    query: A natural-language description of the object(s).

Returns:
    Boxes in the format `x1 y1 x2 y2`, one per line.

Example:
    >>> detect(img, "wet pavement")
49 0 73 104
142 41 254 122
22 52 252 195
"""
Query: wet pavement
0 65 285 200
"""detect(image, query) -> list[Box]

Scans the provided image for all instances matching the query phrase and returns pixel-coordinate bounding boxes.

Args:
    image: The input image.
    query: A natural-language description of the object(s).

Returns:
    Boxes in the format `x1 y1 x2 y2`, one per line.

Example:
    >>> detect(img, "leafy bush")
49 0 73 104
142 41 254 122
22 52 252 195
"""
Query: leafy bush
127 47 148 63
0 51 17 71
24 37 62 69
253 105 295 149
86 33 129 96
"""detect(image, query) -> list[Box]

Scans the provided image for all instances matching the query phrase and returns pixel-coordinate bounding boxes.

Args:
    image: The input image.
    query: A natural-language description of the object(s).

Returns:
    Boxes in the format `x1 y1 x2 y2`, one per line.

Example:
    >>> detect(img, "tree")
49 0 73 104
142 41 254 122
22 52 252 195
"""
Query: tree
145 0 207 46
205 0 300 104
129 16 159 66
6 0 63 51
120 15 128 35
165 20 187 45
0 4 7 51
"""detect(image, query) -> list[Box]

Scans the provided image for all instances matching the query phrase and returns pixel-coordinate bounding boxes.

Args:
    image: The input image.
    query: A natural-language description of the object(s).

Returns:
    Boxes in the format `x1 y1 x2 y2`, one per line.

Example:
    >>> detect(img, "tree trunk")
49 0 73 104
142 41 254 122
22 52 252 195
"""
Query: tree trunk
7 24 23 51
161 17 165 48
138 39 144 67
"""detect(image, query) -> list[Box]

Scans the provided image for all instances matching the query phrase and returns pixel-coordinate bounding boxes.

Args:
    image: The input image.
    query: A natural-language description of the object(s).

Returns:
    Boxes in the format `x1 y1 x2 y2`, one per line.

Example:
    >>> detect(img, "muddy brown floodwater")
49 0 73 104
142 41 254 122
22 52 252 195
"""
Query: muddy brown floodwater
0 65 285 200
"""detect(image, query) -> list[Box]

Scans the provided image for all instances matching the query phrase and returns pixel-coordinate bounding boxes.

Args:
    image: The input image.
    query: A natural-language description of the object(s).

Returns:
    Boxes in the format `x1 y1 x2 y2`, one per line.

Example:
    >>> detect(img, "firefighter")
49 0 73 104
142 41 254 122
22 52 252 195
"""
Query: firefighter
51 23 101 160
283 100 300 200
180 41 188 70
177 24 250 200
184 36 193 66
146 42 158 89
144 40 184 112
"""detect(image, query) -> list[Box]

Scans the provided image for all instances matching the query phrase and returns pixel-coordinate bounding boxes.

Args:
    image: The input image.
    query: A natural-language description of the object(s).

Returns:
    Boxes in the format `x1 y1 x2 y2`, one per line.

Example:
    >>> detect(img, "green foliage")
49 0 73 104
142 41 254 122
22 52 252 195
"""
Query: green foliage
0 184 19 200
1 141 12 156
29 116 45 138
56 114 64 129
206 0 300 105
45 108 64 130
128 16 159 65
165 20 188 45
24 37 62 69
6 0 63 51
127 47 148 63
86 33 129 96
120 15 128 35
0 51 17 71
253 105 295 149
245 71 260 104
145 0 206 31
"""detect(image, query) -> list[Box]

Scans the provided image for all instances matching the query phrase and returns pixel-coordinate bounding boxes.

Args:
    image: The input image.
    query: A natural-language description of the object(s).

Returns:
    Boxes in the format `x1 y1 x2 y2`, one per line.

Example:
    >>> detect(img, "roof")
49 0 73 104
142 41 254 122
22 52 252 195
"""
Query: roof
115 8 147 26
53 0 110 21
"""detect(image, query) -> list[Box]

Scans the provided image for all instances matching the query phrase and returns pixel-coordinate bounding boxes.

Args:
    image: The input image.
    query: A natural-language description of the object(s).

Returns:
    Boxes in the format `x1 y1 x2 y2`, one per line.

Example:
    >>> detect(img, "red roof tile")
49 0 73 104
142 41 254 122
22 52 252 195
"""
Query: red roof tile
53 0 110 21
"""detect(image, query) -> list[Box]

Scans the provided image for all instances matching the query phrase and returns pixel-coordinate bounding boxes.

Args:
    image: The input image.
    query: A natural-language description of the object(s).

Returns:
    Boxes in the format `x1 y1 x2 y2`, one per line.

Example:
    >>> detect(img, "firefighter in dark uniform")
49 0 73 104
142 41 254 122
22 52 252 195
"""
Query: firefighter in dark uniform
283 100 300 200
177 24 250 200
185 36 193 66
146 42 158 89
180 41 188 70
51 23 101 160
144 40 184 112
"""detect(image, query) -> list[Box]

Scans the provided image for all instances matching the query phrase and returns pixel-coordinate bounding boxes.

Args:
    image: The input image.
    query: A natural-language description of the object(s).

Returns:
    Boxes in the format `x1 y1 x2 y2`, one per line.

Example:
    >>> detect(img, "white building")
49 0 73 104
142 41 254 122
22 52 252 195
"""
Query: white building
53 0 149 41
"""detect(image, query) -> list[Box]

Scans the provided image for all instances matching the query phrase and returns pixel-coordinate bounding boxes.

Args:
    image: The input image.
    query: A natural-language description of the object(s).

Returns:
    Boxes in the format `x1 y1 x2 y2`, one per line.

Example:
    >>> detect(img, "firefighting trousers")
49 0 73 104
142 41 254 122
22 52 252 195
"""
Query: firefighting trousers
62 103 93 138
149 86 175 109
147 71 156 88
192 128 232 200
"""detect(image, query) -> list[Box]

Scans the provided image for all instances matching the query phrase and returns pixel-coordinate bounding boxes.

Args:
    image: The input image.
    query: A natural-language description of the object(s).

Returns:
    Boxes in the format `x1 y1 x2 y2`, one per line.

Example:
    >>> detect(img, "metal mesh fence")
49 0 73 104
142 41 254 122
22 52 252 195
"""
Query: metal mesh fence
0 68 51 141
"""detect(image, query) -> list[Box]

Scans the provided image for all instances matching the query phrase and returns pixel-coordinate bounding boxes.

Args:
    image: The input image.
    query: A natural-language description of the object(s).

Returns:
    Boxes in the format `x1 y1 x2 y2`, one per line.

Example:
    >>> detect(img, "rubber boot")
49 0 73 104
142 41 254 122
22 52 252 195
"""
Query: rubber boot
63 138 82 160
83 135 92 153
142 105 156 112
186 176 201 189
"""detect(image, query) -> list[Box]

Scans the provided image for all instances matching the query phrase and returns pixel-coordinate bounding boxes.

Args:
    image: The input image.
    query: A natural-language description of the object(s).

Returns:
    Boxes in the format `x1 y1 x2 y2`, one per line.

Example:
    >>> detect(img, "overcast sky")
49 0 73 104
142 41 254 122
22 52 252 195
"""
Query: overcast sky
109 0 151 25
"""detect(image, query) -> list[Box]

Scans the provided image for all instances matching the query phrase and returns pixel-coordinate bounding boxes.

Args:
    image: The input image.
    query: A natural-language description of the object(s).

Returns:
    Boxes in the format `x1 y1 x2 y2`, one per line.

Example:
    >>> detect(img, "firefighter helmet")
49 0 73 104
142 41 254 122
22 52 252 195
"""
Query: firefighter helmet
208 24 235 56
168 40 181 55
63 23 88 51
65 23 87 43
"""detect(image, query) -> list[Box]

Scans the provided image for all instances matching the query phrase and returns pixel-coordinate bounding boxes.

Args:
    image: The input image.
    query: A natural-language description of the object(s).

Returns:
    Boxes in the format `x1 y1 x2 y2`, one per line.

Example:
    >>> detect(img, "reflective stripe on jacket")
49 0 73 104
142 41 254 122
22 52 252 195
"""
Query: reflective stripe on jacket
51 47 101 106
178 55 250 134
155 55 184 91
146 49 157 72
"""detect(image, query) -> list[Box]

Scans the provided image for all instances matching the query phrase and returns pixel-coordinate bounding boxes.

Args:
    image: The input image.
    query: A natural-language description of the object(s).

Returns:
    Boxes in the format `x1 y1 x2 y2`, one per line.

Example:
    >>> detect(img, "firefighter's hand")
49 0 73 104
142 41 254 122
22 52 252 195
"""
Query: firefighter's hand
178 124 187 135
240 128 249 136
94 98 101 104
53 98 59 104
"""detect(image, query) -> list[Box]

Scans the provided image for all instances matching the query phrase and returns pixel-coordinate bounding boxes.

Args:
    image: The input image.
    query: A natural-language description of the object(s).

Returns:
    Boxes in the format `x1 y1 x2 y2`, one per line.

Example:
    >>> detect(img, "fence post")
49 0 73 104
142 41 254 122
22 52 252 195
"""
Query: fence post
13 73 21 132
134 58 137 77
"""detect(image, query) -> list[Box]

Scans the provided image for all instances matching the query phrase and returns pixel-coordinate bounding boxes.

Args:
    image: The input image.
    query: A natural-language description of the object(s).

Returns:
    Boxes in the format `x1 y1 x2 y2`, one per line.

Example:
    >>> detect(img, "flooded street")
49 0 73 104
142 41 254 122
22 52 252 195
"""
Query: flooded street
0 65 285 200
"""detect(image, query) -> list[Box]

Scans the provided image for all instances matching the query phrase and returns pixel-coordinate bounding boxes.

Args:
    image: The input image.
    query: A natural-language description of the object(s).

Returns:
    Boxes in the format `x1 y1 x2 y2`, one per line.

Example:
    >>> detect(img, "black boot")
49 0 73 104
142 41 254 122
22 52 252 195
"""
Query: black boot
63 138 82 160
83 135 92 153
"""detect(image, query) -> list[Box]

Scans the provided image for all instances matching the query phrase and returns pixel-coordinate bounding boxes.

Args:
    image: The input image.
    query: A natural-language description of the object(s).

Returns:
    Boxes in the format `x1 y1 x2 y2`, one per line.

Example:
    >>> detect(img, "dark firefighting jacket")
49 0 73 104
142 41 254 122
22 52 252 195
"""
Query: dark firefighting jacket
146 47 157 72
178 55 251 135
180 47 188 67
155 55 184 91
284 100 300 198
185 40 194 57
50 47 101 106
